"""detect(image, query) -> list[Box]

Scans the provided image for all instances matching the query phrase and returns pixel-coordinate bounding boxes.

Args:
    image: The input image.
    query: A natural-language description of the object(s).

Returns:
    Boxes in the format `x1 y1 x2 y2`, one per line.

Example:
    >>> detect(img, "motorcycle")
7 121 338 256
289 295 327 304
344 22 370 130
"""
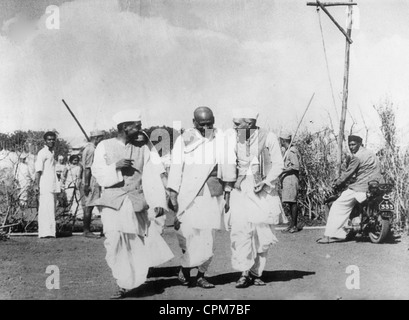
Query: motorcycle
324 180 395 244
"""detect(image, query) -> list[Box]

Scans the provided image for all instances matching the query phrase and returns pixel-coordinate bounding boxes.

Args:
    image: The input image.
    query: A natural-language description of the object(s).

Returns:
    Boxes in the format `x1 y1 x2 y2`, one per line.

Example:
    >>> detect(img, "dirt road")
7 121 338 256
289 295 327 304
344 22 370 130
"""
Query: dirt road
1 227 408 300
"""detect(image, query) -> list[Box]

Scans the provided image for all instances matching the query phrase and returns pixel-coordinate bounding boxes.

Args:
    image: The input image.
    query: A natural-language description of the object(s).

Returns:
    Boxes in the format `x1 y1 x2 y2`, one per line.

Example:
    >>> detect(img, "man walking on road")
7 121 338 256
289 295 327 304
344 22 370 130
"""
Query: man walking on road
227 108 284 288
91 109 172 299
167 106 236 288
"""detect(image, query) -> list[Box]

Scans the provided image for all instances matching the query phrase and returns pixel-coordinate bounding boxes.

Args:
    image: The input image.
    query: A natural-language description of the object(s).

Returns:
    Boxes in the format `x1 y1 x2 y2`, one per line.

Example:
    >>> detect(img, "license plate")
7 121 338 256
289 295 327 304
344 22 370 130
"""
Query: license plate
379 200 394 211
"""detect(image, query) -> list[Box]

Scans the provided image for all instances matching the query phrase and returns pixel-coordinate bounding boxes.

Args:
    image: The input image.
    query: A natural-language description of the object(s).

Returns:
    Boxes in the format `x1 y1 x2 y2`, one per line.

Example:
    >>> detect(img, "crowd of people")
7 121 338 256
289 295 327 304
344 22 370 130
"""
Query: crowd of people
27 105 382 298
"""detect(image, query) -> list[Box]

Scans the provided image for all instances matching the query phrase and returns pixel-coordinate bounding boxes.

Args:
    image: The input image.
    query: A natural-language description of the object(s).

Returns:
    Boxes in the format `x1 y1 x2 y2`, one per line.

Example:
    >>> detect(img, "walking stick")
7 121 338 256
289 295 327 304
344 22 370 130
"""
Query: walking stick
62 99 90 142
283 93 315 161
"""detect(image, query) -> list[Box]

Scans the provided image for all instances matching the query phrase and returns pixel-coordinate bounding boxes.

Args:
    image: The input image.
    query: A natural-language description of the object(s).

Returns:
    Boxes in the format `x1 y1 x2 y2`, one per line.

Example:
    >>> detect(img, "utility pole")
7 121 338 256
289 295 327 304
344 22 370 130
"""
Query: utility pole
307 0 357 175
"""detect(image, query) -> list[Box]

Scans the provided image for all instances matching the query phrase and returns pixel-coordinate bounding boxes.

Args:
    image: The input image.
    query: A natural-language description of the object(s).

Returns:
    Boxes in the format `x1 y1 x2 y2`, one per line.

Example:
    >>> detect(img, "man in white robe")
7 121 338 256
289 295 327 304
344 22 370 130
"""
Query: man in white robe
91 109 173 299
227 108 284 288
167 107 236 288
34 132 60 239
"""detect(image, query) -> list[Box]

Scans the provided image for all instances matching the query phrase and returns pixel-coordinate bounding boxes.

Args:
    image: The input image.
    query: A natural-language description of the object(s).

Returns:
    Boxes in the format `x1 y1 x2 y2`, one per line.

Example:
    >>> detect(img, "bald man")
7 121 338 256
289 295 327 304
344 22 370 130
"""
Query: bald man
167 106 236 289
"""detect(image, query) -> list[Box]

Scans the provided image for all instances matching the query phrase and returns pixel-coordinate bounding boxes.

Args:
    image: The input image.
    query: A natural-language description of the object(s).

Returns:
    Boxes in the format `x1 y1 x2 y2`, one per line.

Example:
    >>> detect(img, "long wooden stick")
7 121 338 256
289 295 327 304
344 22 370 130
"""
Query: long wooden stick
283 93 315 161
307 2 357 6
62 99 90 142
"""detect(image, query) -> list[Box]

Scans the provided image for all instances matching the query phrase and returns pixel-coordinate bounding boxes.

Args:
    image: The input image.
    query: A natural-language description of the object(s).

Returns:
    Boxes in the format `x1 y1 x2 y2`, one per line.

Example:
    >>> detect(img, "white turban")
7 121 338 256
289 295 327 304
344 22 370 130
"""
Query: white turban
232 108 259 120
112 109 142 125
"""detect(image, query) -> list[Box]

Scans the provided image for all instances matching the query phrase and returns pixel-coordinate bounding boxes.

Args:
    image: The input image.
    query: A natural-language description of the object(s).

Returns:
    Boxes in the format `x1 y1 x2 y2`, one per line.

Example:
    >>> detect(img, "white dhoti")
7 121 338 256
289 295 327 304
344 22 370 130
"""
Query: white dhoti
101 197 150 290
103 231 149 290
38 192 56 238
145 218 175 268
177 185 224 271
228 176 282 276
324 188 366 239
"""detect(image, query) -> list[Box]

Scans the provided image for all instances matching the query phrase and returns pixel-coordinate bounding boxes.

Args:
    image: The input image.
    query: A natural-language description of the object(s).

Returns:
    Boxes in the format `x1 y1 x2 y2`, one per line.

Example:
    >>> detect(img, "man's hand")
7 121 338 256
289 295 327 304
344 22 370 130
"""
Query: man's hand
224 192 230 213
234 180 242 191
169 190 179 213
83 184 91 196
154 207 165 218
115 159 134 169
174 217 181 231
254 181 266 194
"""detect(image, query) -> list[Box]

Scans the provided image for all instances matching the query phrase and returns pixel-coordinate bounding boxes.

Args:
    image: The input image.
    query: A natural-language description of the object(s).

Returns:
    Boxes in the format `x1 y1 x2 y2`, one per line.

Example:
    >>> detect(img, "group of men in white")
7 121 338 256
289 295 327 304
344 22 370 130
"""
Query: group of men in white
31 104 380 299
84 106 288 299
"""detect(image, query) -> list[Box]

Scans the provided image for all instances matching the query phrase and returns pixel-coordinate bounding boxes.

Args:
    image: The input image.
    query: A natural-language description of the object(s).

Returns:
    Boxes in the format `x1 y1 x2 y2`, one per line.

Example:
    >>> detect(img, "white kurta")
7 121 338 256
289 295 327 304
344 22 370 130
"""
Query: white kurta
35 146 59 238
228 129 284 276
92 139 173 290
167 129 228 270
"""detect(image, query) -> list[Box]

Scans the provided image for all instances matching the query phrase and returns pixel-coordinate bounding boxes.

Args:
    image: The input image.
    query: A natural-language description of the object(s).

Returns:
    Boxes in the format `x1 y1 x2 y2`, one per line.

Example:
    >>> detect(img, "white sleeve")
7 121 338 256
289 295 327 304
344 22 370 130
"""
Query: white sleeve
91 142 123 187
34 149 45 173
166 135 185 193
264 133 284 187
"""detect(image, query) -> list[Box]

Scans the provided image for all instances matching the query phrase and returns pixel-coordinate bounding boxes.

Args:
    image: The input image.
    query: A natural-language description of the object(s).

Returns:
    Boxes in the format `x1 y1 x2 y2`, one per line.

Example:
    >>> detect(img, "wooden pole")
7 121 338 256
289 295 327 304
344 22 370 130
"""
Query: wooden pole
337 0 354 175
315 1 353 43
62 99 90 142
283 93 315 161
307 2 357 6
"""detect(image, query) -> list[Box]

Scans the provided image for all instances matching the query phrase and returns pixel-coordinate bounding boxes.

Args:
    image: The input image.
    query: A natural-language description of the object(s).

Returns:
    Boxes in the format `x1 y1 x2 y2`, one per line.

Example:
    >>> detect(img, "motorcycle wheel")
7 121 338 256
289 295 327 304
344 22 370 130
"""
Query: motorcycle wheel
368 215 390 244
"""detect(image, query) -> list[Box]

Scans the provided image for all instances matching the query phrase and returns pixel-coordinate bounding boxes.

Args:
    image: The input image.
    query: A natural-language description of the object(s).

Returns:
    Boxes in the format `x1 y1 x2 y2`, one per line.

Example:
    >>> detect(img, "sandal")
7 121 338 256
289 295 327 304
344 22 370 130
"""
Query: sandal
235 275 252 289
110 287 129 299
251 277 266 286
288 226 299 233
281 226 292 233
316 236 344 244
196 277 215 289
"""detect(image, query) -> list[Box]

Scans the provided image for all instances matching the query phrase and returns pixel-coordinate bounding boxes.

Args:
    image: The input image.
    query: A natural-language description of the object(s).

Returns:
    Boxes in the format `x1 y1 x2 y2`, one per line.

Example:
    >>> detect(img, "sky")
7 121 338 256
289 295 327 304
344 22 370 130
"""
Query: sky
0 0 408 148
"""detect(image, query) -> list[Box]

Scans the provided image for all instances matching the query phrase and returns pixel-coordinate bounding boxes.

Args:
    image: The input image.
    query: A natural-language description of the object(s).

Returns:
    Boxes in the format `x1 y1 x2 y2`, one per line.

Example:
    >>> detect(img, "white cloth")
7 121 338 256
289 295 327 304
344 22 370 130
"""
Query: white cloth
104 231 150 290
167 129 229 217
167 129 228 269
230 221 274 275
35 146 59 193
175 185 222 269
145 219 175 267
92 140 168 212
176 228 215 272
37 193 56 238
112 109 142 125
324 188 366 239
92 139 173 289
229 177 285 226
228 129 284 275
35 146 58 238
232 108 259 120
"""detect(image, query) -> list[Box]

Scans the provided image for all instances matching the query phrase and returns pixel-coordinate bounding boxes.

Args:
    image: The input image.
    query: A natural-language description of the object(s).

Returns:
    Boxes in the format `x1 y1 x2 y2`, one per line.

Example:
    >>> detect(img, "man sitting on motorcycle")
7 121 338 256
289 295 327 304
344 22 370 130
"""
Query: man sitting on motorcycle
317 135 383 244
